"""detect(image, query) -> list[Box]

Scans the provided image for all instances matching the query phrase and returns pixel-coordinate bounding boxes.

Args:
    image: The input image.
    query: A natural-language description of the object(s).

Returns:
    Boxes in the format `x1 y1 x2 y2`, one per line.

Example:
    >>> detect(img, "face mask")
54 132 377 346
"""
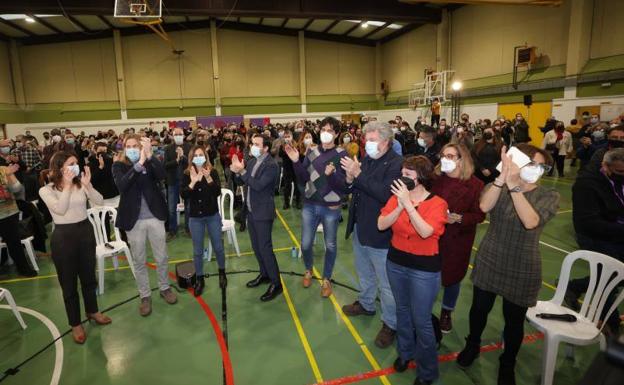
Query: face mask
608 139 624 149
457 127 464 134
609 172 624 184
250 145 262 158
483 132 493 140
284 137 292 143
365 141 380 159
494 125 501 130
192 156 206 167
520 165 544 184
278 132 284 138
592 130 605 141
66 138 75 145
400 176 416 191
0 147 10 155
440 157 457 173
590 118 599 124
343 136 351 144
320 132 334 144
417 138 426 148
304 138 313 146
52 135 61 143
392 128 399 134
125 148 141 163
68 164 80 177
174 135 184 145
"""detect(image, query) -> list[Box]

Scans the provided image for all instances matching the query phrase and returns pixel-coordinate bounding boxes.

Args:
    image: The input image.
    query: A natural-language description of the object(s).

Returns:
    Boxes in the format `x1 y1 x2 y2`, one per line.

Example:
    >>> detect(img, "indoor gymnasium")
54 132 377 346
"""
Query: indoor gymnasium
0 1 623 385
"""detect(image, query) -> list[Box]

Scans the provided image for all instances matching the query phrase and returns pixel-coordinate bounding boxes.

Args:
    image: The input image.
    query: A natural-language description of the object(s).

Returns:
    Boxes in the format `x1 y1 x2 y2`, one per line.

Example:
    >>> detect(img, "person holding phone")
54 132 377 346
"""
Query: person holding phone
378 156 448 385
113 135 177 317
39 152 111 344
181 146 226 296
456 144 559 385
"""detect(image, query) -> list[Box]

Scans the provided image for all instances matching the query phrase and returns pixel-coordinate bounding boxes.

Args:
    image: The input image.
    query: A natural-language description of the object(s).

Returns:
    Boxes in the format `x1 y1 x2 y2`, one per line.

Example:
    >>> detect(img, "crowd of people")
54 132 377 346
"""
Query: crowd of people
0 109 623 385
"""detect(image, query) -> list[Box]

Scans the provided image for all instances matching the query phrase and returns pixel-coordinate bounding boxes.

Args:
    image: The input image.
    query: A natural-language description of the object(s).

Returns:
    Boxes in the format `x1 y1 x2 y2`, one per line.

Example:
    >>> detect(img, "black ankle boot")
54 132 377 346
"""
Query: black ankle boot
194 275 205 297
498 361 516 385
219 269 227 289
457 337 481 368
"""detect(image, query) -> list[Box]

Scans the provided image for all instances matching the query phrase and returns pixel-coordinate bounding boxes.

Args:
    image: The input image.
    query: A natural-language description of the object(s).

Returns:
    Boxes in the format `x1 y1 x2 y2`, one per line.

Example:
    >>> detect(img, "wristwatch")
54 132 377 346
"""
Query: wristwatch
509 185 523 193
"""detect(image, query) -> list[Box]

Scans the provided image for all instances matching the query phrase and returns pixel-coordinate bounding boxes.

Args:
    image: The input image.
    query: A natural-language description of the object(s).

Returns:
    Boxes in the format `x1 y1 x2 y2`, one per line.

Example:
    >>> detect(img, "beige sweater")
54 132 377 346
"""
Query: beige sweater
39 183 103 224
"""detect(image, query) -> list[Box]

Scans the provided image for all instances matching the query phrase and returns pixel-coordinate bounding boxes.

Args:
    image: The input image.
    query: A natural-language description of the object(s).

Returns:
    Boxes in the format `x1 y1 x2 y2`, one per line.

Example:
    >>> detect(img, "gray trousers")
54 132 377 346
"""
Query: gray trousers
126 217 170 298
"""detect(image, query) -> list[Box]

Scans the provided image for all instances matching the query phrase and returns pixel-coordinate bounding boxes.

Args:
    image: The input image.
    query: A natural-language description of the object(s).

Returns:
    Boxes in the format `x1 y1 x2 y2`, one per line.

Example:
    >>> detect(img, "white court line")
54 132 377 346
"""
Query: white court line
539 241 572 255
0 305 64 385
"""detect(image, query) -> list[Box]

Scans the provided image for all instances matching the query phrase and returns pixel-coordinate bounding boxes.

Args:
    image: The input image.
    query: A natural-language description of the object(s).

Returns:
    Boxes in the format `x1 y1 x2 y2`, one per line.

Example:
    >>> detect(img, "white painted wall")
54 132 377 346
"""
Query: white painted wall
551 95 624 123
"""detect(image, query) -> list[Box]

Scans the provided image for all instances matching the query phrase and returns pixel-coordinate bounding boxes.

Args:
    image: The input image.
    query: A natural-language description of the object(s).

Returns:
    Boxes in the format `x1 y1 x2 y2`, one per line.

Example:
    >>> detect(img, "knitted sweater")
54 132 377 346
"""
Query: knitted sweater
293 145 349 206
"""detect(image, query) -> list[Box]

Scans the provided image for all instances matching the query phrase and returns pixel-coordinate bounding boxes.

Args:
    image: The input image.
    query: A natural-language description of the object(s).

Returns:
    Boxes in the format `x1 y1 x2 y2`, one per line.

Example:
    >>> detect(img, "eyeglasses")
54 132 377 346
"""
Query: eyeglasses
527 161 552 173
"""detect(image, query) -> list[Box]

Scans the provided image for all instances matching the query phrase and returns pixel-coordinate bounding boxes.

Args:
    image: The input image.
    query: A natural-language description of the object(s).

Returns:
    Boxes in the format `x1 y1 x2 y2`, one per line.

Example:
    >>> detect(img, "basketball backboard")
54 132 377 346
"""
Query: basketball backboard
114 0 162 18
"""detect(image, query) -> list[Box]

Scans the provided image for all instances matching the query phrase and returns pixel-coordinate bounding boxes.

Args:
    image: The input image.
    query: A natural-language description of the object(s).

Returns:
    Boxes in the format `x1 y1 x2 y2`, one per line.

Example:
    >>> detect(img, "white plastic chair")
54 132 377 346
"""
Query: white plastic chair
0 288 26 329
206 188 241 259
176 194 185 225
526 250 624 385
87 207 136 295
0 236 39 272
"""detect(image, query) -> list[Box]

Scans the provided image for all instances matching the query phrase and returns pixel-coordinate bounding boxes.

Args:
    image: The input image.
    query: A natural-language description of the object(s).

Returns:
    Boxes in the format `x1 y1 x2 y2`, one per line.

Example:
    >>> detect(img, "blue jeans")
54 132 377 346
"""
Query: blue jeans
301 203 341 279
189 214 225 272
387 260 440 382
442 282 461 311
353 226 396 330
167 183 188 234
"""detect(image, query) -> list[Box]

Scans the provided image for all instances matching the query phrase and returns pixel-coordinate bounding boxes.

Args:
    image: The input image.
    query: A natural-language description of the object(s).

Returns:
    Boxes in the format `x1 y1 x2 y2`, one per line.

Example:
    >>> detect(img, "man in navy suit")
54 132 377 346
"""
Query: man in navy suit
231 134 282 301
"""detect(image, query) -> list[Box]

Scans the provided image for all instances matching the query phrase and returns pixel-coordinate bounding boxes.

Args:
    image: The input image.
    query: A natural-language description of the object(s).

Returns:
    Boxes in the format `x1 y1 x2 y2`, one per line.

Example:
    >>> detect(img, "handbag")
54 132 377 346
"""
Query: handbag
175 261 196 289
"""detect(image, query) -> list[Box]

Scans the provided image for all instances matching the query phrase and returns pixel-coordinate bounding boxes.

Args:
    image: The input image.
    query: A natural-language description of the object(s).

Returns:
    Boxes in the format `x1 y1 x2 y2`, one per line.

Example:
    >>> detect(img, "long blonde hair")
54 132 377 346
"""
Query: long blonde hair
119 134 142 164
435 143 474 181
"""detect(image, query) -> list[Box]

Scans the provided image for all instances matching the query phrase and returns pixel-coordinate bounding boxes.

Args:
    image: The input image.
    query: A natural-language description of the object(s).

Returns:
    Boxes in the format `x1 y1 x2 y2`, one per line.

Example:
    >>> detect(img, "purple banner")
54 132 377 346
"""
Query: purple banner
196 115 244 129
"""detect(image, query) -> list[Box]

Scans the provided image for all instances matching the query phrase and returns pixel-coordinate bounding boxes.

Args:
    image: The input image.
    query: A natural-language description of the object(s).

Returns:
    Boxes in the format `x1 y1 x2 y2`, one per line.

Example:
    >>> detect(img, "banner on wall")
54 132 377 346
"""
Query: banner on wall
196 115 244 129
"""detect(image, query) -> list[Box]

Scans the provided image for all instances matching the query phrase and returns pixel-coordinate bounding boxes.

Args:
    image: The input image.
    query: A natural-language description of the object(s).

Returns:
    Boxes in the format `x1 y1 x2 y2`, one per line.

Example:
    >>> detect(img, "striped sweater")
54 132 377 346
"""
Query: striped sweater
293 145 349 206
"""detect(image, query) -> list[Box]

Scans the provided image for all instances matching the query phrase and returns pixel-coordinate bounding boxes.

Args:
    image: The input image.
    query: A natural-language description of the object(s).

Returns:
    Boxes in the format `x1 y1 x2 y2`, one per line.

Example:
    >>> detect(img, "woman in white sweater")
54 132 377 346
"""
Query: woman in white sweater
39 151 111 344
542 121 572 177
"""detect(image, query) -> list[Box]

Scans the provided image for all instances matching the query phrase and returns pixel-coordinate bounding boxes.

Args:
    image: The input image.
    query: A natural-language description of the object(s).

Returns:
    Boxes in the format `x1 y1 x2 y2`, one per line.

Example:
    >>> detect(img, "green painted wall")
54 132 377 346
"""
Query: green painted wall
577 79 624 97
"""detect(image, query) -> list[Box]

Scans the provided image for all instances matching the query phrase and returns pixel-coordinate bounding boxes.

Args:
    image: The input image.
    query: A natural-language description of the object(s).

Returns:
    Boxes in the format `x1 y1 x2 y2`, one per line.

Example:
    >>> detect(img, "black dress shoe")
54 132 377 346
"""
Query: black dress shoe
239 222 246 232
260 283 283 302
194 275 205 297
393 357 410 373
246 274 271 288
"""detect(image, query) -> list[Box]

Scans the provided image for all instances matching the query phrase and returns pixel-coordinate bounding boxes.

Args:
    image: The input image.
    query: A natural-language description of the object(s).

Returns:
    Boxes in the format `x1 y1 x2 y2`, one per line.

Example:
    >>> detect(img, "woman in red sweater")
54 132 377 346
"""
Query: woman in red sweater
431 143 485 333
378 155 448 385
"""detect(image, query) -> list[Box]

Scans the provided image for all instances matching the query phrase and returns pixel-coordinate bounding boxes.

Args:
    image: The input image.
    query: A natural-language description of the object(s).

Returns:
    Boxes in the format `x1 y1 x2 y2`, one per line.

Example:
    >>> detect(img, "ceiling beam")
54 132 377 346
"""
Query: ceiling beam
379 23 422 44
342 21 363 37
185 16 191 23
361 22 389 39
258 17 264 25
280 18 289 28
301 19 314 30
322 20 340 34
19 18 377 47
97 15 115 29
0 18 36 36
30 14 64 34
65 14 91 32
0 0 441 23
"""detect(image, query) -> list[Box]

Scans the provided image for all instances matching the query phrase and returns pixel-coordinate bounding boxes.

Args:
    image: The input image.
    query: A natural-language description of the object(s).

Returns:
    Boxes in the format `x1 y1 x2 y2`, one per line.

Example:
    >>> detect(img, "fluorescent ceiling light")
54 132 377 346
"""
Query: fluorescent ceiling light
367 21 386 27
387 24 403 30
25 16 35 23
1 14 58 20
362 21 369 28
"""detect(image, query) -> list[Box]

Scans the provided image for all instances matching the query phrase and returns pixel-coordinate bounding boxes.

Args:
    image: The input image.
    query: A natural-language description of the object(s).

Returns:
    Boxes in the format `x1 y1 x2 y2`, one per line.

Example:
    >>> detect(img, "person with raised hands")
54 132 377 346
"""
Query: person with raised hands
40 152 110 344
340 121 403 349
377 156 448 385
456 144 559 385
112 135 176 317
181 146 226 296
284 117 349 298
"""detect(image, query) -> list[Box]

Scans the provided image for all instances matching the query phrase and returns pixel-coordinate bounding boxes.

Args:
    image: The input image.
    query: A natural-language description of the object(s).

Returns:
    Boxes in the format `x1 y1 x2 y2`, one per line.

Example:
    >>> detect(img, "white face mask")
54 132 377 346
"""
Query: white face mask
365 141 380 159
173 135 184 145
417 138 427 148
304 138 313 146
68 164 80 177
440 157 457 173
52 135 62 143
343 136 351 144
320 132 334 144
520 165 544 184
250 145 262 158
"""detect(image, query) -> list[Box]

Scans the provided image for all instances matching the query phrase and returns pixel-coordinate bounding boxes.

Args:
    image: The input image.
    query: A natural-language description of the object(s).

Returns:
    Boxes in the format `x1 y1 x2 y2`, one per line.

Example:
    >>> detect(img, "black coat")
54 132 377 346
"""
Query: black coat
572 169 624 243
180 168 221 217
112 157 168 231
88 154 119 199
234 156 279 221
163 143 191 185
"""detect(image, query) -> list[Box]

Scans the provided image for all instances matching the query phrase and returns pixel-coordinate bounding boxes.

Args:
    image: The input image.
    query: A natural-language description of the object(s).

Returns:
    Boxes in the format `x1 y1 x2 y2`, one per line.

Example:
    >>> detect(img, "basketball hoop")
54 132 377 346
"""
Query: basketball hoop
114 0 177 50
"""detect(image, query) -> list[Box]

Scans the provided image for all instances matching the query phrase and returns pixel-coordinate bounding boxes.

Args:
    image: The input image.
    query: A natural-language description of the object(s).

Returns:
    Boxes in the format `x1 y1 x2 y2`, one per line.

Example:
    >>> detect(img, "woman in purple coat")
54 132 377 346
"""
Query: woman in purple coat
431 143 485 333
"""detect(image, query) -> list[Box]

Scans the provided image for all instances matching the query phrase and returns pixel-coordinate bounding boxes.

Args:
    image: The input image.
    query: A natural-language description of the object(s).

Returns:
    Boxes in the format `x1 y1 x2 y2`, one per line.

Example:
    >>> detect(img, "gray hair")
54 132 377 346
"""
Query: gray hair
363 121 393 142
604 148 624 164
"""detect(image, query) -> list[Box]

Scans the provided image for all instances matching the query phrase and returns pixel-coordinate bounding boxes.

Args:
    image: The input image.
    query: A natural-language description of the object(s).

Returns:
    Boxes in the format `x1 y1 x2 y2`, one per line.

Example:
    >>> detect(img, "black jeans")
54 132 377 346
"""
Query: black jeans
281 171 300 206
467 285 528 366
431 114 440 127
0 213 33 274
51 219 99 326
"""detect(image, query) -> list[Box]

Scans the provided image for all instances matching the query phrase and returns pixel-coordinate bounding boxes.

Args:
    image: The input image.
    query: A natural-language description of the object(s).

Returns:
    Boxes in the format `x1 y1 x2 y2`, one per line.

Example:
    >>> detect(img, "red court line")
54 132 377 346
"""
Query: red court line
311 332 544 385
143 262 235 385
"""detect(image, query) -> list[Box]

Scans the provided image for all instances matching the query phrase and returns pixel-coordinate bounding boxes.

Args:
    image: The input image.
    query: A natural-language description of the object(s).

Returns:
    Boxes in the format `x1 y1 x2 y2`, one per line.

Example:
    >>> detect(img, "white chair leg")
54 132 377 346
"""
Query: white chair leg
540 334 560 385
112 256 119 270
226 229 233 245
290 182 294 206
97 256 105 295
207 241 213 262
3 290 26 330
20 239 39 272
230 228 241 257
123 247 137 279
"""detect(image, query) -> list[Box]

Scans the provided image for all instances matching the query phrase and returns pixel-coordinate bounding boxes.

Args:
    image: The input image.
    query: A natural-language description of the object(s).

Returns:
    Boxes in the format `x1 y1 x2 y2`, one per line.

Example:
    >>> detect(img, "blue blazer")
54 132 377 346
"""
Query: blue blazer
112 157 168 231
235 155 279 221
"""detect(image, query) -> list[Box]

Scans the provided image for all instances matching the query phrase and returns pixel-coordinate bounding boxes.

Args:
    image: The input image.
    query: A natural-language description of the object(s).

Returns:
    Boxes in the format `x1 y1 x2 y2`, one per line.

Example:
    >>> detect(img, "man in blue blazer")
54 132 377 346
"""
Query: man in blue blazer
231 134 282 301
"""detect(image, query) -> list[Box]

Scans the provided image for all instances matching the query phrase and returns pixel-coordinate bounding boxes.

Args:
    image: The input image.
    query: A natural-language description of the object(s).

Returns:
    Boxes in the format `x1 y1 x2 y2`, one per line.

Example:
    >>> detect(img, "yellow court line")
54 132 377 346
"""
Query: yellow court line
275 209 391 385
0 247 293 285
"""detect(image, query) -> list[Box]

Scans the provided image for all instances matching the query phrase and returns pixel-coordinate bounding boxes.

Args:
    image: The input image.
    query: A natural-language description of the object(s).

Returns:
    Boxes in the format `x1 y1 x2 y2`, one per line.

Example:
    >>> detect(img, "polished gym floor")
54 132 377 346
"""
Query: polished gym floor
0 170 600 385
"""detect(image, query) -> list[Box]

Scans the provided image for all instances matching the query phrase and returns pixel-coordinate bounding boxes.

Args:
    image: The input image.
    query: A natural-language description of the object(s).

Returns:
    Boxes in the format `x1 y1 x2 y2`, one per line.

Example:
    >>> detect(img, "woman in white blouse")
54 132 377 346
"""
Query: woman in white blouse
39 151 111 344
542 120 572 177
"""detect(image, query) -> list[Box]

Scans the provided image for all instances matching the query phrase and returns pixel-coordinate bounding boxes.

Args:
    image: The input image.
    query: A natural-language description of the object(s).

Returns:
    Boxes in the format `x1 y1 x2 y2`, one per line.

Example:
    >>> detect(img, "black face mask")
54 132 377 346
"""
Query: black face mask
608 139 624 149
483 132 493 140
610 172 624 185
400 176 416 191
